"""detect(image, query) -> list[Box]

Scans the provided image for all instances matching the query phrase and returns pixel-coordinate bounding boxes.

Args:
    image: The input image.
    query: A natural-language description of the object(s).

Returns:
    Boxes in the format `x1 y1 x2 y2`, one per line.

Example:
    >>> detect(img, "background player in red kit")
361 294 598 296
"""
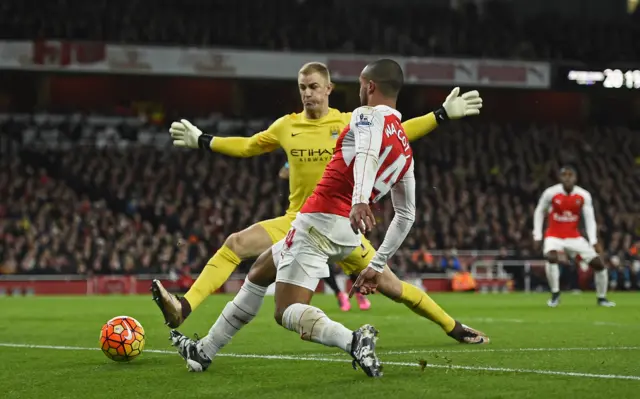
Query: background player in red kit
533 166 615 308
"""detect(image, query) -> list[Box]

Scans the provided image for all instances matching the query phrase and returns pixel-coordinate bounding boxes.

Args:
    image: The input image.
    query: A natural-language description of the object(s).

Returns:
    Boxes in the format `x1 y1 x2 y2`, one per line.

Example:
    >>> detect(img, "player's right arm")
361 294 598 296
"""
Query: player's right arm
351 107 385 204
533 188 553 241
169 117 284 157
349 107 385 234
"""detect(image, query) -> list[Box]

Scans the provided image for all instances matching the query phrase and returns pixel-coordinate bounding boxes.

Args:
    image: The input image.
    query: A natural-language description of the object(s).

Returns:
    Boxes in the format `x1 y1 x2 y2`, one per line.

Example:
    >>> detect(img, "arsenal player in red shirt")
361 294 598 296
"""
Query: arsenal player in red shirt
533 166 615 307
168 59 487 377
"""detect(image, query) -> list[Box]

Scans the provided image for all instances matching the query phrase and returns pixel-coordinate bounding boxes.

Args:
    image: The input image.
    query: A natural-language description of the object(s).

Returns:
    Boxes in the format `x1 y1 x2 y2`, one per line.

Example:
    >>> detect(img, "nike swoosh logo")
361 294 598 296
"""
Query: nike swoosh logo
122 321 133 340
291 132 304 137
361 251 370 259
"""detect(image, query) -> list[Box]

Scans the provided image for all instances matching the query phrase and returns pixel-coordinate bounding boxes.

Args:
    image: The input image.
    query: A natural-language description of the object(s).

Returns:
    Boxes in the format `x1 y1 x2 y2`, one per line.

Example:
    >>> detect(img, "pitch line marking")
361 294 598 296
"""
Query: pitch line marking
1 342 639 381
374 346 640 356
306 346 640 356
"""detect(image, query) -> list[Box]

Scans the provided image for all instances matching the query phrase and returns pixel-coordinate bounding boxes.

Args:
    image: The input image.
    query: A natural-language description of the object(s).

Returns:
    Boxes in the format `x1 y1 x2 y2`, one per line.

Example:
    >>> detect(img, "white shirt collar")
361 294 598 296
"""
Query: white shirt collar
374 105 402 121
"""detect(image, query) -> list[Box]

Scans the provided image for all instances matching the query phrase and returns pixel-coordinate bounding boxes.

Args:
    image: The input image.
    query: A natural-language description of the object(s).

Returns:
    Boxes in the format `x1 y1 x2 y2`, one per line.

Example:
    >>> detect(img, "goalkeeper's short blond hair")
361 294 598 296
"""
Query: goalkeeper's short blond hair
299 62 331 84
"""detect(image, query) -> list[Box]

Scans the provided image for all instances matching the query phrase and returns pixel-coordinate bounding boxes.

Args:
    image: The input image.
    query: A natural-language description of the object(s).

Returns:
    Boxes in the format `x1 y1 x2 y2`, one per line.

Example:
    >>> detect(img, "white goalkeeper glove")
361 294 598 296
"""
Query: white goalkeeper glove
434 87 483 123
169 119 213 150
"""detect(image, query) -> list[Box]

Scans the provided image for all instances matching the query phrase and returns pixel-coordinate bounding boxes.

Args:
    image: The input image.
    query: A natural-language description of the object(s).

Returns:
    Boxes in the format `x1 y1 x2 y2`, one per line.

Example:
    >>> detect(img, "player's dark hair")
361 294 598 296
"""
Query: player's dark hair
559 165 577 175
362 59 404 98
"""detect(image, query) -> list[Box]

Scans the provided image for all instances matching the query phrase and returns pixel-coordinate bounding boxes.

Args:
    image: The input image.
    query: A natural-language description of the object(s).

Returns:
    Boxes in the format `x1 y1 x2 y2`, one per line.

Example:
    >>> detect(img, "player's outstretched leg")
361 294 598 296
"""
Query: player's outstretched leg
350 274 371 311
275 286 382 378
323 266 351 311
544 250 561 307
151 223 273 328
168 248 277 371
373 266 489 344
589 256 615 307
341 242 486 343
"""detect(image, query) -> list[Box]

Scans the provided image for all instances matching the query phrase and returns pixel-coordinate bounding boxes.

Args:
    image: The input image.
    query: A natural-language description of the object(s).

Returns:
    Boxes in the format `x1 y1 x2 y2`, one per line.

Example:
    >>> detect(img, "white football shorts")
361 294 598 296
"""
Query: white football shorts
272 225 356 292
543 236 598 263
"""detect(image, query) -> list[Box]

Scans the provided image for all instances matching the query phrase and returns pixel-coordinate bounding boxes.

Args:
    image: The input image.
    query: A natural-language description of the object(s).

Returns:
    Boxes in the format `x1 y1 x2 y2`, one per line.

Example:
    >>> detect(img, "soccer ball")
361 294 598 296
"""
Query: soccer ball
99 316 146 362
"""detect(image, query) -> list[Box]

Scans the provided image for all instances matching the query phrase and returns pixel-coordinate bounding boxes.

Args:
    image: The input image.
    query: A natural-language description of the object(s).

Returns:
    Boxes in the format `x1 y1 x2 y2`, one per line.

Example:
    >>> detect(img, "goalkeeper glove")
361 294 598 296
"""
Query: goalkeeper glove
169 119 213 150
434 87 483 123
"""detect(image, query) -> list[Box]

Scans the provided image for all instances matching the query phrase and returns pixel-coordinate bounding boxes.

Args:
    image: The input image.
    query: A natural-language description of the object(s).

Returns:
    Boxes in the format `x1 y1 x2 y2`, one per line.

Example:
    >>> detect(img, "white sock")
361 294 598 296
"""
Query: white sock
282 303 353 354
199 278 267 358
594 269 608 299
545 262 560 293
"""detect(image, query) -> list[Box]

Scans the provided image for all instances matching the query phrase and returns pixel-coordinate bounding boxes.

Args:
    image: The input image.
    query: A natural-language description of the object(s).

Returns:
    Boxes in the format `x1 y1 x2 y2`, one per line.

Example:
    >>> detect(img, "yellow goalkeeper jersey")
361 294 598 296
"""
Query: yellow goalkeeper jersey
210 108 438 218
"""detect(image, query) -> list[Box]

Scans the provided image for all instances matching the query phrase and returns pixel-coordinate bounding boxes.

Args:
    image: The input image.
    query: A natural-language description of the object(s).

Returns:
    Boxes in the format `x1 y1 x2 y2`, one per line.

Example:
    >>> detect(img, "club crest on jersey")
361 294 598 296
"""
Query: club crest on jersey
576 199 582 205
330 126 340 139
356 113 371 127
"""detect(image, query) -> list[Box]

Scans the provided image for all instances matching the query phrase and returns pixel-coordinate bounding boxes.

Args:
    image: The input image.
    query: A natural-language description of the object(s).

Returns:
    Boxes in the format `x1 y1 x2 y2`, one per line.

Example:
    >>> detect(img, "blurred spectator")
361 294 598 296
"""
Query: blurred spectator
451 263 477 292
440 249 461 272
410 245 438 273
0 115 639 284
608 254 632 291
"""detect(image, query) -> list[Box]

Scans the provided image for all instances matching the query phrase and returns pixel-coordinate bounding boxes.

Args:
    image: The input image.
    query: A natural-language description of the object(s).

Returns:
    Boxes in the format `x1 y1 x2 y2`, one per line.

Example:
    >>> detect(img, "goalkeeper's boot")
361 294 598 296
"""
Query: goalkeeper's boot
350 324 382 377
597 298 616 307
448 321 490 344
169 330 212 372
151 279 185 328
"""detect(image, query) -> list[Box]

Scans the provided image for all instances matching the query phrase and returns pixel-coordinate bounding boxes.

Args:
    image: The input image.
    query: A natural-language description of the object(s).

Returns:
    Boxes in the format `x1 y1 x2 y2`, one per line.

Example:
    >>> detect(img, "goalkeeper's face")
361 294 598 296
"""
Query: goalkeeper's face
298 72 332 113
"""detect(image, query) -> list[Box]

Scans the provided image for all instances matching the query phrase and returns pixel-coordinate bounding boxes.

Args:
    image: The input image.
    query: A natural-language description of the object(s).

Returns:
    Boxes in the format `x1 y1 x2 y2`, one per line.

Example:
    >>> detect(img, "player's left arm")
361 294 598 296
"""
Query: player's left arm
368 161 416 273
582 192 598 246
350 163 416 297
402 87 483 142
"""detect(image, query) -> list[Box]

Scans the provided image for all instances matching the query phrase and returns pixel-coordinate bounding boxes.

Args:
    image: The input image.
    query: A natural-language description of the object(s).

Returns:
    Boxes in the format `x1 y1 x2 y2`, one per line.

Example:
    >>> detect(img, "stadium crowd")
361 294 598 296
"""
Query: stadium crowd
1 0 640 62
1 115 639 289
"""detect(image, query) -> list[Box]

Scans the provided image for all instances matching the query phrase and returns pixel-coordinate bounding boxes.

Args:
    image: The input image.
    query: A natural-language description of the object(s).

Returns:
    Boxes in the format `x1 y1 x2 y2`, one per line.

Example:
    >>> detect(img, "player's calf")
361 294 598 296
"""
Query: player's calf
544 251 561 306
588 257 616 307
280 303 382 377
197 249 276 360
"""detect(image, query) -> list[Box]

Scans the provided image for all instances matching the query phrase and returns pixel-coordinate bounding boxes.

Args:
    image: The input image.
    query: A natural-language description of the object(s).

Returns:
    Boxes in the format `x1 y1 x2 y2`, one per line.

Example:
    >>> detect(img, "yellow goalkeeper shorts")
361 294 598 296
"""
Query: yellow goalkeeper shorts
336 237 376 276
257 215 296 244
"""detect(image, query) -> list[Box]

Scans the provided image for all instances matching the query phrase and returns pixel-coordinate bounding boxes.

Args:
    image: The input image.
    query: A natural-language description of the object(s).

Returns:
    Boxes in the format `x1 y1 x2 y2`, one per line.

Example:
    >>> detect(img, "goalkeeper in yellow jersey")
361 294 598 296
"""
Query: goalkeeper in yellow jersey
152 61 486 344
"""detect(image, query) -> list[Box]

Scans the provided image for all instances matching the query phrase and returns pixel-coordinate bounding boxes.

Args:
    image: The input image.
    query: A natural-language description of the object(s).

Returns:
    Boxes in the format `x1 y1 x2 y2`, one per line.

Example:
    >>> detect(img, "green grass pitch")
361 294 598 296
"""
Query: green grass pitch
1 292 639 398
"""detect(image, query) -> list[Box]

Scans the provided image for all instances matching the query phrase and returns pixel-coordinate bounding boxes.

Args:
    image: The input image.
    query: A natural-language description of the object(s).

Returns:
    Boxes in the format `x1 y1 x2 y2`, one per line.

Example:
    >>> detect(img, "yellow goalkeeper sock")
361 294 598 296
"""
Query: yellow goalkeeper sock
184 245 241 311
396 282 456 333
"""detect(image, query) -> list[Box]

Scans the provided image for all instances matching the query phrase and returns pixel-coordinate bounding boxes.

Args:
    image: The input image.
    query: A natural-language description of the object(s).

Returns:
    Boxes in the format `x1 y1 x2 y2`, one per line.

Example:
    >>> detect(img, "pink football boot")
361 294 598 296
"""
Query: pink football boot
356 293 371 311
337 292 351 311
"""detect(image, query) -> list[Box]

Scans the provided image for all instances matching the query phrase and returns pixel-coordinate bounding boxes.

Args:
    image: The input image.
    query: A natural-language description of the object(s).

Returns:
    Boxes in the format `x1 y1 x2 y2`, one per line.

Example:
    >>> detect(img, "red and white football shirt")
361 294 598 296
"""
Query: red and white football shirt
533 183 597 244
296 105 416 271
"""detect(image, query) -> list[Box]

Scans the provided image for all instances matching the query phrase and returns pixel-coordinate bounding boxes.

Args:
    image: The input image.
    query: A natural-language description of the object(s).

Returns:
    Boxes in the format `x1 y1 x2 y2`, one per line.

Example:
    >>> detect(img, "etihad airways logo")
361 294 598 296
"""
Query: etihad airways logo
289 148 335 163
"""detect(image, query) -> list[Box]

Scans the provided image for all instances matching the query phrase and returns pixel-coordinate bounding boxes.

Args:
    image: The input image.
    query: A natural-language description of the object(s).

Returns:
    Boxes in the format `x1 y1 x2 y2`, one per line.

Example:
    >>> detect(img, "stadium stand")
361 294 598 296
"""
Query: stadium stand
1 0 640 61
1 114 639 289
